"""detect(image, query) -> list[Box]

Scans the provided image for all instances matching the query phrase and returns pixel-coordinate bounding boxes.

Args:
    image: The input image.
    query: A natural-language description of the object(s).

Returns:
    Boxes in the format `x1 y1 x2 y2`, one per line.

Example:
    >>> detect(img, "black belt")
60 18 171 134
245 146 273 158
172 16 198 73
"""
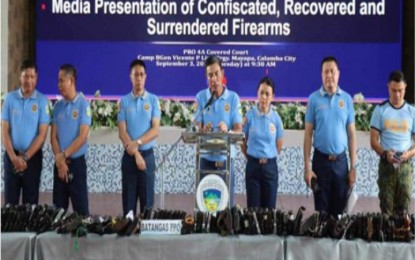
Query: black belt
314 149 345 161
247 155 276 165
125 148 154 157
139 148 154 157
65 155 85 164
12 149 42 161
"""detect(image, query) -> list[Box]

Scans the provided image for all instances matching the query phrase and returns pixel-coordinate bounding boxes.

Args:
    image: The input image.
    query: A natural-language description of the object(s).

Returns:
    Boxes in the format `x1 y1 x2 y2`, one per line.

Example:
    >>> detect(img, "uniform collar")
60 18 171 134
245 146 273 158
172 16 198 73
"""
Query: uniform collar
207 86 229 100
319 86 343 96
388 100 406 110
131 90 147 100
63 93 80 104
255 105 272 118
18 87 37 99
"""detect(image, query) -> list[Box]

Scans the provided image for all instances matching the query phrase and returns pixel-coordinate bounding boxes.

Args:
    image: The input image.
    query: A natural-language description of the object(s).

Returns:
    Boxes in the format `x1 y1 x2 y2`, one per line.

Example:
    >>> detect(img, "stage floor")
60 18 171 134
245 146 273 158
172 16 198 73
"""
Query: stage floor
2 192 414 217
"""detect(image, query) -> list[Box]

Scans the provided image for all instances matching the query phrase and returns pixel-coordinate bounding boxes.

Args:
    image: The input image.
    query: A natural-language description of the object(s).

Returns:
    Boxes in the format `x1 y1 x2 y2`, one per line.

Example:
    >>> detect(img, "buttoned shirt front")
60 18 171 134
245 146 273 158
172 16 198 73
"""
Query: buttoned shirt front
244 106 284 159
1 88 50 151
305 86 355 155
117 91 161 151
52 93 91 158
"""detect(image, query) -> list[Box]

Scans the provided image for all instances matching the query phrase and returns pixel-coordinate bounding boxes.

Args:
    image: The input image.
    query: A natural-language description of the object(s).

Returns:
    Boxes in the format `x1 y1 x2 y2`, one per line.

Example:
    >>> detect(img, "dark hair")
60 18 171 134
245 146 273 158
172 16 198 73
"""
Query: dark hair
59 64 77 81
130 59 146 72
321 56 339 70
20 60 37 73
388 70 406 83
204 55 223 70
257 76 275 94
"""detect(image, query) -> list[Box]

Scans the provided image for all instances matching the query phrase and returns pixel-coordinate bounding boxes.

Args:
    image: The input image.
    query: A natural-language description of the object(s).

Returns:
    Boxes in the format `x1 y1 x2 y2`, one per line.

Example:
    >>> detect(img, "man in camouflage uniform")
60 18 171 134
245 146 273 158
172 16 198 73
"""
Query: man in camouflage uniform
370 71 415 215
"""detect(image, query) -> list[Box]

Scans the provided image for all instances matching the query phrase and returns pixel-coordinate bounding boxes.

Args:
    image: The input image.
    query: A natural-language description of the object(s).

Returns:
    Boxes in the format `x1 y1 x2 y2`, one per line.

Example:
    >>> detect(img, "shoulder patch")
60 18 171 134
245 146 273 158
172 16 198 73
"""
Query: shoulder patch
45 104 50 115
117 100 121 113
86 106 92 117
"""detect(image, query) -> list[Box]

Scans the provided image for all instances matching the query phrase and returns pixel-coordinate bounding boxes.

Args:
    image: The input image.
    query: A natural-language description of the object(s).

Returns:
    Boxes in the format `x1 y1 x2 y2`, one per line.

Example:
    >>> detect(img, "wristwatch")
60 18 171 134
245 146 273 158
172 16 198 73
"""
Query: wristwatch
23 153 29 162
136 139 143 146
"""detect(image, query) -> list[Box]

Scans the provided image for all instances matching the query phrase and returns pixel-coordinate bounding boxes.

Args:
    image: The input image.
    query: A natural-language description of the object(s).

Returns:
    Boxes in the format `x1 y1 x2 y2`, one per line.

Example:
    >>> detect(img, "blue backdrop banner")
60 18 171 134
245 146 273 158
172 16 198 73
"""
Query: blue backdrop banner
36 0 401 100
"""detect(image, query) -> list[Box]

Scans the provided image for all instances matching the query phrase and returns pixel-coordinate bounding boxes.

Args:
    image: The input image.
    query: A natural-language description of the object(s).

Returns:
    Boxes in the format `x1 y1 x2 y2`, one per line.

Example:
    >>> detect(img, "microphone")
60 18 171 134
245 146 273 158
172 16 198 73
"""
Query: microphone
204 93 215 109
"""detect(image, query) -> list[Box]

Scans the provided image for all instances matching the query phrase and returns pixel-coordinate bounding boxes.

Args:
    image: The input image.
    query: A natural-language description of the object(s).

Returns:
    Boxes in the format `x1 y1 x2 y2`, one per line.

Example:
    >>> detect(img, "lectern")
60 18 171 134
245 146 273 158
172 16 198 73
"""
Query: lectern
182 131 244 212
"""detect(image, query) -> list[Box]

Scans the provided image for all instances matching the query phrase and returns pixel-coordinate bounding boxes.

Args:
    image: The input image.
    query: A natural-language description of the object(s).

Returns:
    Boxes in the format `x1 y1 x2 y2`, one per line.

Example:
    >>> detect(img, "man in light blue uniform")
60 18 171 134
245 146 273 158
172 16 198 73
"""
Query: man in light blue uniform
118 59 160 215
242 77 284 208
51 64 91 215
2 60 50 205
195 55 243 207
370 71 415 215
303 56 357 217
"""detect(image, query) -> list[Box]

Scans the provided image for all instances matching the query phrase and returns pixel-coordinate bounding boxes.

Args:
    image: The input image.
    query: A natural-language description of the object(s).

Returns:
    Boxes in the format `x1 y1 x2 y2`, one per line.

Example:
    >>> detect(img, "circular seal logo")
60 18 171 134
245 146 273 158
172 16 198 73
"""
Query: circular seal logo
338 100 345 109
224 103 230 112
144 103 150 111
270 123 276 133
196 174 229 213
31 104 38 112
72 109 79 119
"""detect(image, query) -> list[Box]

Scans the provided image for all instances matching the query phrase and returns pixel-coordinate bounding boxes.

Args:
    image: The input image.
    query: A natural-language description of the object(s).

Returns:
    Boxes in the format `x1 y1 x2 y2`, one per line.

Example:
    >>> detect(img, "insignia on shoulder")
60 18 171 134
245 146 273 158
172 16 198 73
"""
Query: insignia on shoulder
45 104 50 115
116 100 121 113
86 106 92 117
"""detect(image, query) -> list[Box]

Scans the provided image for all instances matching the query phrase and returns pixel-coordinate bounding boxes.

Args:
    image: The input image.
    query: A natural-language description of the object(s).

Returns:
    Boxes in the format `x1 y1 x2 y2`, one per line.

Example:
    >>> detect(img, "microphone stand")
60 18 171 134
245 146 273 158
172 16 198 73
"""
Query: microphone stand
157 97 214 208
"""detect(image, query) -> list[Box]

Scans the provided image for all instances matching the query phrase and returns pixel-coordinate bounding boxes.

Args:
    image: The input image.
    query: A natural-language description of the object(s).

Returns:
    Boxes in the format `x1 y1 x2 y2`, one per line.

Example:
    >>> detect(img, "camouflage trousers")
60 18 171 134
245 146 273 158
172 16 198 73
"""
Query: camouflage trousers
377 160 413 216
